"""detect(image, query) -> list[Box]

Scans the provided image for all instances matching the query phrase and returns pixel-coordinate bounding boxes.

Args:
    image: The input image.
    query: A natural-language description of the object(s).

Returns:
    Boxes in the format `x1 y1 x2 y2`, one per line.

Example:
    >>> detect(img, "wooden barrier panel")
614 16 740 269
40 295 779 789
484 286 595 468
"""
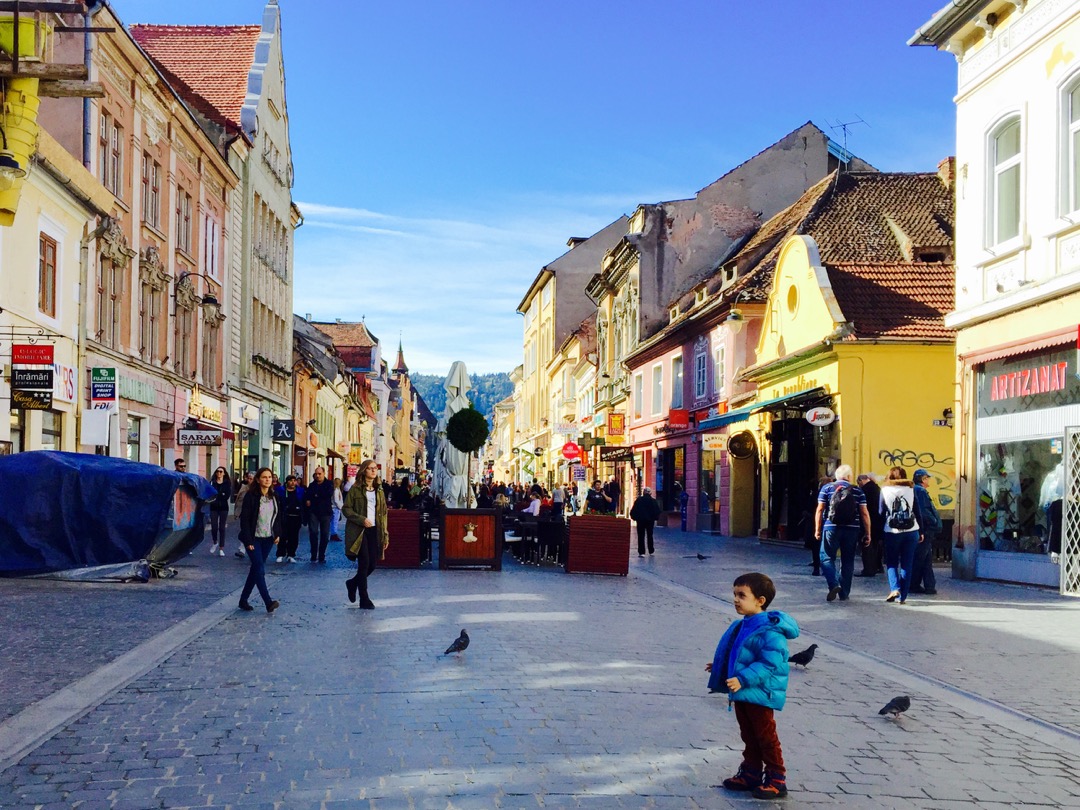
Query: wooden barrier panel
565 515 631 576
440 509 502 570
383 510 422 569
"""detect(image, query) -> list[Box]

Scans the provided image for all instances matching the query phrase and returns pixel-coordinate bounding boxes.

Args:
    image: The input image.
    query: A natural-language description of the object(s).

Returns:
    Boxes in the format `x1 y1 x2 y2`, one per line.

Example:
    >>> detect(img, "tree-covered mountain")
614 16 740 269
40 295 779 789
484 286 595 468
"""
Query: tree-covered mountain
411 372 512 426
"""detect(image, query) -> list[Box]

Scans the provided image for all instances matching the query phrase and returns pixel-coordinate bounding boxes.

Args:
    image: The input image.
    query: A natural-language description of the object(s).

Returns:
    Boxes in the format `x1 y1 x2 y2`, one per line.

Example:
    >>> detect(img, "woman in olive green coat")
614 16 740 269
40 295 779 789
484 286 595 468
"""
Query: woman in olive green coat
342 458 389 609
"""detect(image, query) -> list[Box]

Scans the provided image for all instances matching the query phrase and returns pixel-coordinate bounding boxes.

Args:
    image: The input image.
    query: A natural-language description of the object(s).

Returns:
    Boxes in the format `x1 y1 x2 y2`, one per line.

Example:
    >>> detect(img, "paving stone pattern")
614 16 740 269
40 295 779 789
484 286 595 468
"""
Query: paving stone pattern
0 528 1079 808
0 528 248 724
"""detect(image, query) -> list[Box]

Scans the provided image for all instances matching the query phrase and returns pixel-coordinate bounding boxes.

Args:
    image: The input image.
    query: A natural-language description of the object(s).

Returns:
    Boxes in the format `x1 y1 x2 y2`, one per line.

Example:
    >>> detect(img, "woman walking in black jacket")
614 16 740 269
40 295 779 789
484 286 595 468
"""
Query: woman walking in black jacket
238 467 283 613
208 466 232 557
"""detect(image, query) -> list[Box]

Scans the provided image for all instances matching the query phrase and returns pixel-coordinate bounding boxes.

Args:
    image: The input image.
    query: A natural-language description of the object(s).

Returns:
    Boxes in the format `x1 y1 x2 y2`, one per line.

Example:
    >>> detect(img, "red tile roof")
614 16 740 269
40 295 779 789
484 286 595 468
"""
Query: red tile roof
129 24 261 131
312 321 378 349
826 262 955 341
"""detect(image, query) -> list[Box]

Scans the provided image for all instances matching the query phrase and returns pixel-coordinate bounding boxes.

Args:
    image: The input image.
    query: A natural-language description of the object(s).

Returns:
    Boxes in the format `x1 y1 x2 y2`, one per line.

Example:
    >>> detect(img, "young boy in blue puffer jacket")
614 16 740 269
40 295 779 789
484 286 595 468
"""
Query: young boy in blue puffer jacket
706 572 800 800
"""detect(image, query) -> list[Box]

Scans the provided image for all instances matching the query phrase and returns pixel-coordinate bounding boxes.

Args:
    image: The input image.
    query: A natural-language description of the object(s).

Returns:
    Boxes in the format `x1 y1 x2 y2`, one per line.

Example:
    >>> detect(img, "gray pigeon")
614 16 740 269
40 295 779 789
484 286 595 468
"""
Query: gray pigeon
788 644 818 668
444 629 469 656
682 553 711 560
879 696 911 717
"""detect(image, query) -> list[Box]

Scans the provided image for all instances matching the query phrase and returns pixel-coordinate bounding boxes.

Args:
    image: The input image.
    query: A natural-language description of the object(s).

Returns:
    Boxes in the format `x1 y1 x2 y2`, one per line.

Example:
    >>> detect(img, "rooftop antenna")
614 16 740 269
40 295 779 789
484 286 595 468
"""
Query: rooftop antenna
825 116 869 183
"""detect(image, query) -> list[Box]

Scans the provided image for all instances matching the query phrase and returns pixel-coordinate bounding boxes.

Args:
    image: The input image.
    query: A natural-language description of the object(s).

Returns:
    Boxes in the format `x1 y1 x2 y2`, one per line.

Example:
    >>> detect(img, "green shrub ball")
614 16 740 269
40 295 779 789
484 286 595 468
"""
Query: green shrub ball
447 408 489 454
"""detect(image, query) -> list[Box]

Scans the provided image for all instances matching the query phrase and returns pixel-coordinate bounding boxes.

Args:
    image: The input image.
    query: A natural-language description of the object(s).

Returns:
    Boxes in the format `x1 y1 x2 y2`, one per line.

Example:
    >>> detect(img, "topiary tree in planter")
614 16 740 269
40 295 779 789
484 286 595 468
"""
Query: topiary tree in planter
447 404 489 507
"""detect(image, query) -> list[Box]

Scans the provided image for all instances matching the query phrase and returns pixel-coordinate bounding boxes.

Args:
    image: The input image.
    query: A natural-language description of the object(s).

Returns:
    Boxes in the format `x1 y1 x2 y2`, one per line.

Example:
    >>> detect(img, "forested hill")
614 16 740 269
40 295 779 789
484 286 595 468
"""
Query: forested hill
411 372 512 426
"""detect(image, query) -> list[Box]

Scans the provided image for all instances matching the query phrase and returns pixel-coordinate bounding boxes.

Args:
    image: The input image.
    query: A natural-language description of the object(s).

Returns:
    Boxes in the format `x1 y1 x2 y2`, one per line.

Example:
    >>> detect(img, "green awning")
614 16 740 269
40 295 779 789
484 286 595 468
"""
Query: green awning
698 388 826 430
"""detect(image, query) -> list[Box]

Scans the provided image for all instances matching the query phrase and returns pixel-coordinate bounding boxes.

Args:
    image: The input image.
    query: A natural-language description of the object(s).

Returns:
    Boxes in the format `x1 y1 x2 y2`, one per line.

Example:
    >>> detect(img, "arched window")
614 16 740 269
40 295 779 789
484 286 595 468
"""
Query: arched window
988 116 1022 246
1064 78 1080 214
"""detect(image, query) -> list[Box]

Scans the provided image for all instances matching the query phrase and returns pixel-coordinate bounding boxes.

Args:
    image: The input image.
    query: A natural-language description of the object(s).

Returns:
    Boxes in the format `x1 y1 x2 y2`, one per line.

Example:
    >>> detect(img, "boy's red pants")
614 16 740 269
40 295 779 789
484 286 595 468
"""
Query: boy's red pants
734 702 785 776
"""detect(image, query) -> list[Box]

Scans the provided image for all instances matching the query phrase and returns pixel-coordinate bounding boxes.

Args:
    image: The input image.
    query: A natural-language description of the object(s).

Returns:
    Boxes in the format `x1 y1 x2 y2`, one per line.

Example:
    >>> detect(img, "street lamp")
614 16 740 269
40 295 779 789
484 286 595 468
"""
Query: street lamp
173 270 221 318
725 290 752 335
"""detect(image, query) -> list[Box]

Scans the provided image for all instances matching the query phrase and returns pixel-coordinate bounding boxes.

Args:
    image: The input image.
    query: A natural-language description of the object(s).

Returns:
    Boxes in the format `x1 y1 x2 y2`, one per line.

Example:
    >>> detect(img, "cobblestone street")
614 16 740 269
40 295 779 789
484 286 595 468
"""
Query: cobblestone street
1 527 1078 809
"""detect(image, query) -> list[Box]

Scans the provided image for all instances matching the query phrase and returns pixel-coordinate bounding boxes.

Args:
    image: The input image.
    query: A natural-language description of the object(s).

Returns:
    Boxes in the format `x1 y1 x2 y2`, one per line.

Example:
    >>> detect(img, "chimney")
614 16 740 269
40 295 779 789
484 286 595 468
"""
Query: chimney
937 157 956 190
566 237 587 249
304 312 311 320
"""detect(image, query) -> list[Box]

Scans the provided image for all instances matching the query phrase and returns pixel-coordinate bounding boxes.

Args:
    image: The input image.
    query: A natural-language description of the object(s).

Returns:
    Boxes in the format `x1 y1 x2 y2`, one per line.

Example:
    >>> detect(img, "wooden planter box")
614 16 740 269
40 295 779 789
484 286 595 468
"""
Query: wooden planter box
440 508 502 570
565 515 631 576
383 510 422 569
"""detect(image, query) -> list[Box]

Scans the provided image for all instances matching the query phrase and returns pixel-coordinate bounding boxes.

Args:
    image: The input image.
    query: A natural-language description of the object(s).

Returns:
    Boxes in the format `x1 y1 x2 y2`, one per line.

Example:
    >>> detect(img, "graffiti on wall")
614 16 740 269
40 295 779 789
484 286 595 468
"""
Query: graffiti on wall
877 448 956 509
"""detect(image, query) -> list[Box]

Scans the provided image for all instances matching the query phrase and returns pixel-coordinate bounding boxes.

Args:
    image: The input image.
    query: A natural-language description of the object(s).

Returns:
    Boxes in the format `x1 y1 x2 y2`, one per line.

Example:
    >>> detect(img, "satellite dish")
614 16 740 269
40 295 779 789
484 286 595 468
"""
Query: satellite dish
727 431 756 459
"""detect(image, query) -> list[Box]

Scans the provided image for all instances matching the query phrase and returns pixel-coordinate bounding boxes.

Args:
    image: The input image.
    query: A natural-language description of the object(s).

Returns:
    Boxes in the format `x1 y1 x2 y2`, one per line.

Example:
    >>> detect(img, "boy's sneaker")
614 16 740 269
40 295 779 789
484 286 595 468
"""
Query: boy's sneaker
751 774 788 799
720 766 762 791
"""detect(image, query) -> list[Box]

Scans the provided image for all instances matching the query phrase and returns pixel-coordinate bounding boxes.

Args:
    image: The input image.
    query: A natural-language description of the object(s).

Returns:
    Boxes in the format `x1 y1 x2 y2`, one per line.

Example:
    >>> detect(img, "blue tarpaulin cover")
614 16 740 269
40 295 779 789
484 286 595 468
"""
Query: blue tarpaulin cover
0 451 215 576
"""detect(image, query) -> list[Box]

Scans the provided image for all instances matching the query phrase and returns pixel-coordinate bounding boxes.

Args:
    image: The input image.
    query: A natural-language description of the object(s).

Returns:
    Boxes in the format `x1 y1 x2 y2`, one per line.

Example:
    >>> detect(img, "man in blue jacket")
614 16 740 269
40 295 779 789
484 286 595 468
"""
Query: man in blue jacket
305 466 335 562
910 469 941 594
707 572 800 800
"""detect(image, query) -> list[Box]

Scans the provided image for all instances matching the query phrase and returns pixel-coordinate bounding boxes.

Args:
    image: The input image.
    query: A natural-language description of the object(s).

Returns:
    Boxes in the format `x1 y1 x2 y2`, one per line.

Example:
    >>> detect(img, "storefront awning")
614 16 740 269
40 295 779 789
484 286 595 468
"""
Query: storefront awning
698 388 827 430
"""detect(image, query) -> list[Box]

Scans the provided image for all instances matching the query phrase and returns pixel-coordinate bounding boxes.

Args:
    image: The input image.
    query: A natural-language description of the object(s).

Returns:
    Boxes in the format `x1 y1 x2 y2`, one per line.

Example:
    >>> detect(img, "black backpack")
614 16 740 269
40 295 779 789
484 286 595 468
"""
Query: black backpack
888 493 916 531
828 484 859 525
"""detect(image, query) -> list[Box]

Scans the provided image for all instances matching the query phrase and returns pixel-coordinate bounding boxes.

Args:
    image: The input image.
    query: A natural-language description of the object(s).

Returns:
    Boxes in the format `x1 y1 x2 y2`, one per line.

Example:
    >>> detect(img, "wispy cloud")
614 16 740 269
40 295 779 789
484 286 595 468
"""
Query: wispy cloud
292 191 667 375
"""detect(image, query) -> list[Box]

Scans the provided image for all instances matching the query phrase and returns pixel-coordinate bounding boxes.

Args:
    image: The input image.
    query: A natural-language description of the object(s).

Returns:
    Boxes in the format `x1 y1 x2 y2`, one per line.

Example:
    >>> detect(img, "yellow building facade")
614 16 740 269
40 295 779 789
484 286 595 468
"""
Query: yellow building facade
738 234 956 542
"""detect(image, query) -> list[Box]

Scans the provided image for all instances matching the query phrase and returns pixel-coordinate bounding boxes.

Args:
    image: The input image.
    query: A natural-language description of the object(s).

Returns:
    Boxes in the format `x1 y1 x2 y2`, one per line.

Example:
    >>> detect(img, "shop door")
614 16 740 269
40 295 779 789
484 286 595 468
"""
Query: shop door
767 416 817 541
1063 426 1080 596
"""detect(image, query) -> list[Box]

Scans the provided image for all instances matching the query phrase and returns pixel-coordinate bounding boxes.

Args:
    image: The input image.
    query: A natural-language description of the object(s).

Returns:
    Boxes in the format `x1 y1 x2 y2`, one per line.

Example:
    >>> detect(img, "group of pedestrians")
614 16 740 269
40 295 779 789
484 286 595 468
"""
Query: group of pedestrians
813 464 942 604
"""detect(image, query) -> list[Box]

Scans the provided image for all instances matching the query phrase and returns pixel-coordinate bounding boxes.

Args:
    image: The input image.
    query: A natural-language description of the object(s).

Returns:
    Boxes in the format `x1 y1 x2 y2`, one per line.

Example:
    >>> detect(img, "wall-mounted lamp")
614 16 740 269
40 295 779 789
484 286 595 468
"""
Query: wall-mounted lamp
174 270 221 319
305 418 317 427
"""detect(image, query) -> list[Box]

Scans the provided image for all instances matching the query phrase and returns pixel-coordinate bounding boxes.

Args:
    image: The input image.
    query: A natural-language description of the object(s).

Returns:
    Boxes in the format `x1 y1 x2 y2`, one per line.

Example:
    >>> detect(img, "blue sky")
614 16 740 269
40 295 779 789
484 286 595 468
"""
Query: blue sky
121 0 957 375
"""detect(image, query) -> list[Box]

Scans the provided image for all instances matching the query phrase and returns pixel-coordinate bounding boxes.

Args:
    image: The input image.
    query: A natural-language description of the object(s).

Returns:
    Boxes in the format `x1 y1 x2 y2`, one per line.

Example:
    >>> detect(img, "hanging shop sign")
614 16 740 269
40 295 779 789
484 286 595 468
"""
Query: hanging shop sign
554 421 575 435
12 367 53 391
12 389 52 410
606 413 625 436
572 463 587 481
598 445 634 463
89 367 118 411
701 433 727 451
12 344 54 365
561 441 582 460
271 419 295 442
177 429 222 446
805 406 836 426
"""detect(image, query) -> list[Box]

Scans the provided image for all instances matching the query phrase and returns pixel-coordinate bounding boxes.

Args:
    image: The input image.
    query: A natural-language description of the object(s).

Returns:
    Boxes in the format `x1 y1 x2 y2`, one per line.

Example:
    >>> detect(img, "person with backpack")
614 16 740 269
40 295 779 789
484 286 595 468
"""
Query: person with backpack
879 466 926 604
813 464 871 603
909 469 940 595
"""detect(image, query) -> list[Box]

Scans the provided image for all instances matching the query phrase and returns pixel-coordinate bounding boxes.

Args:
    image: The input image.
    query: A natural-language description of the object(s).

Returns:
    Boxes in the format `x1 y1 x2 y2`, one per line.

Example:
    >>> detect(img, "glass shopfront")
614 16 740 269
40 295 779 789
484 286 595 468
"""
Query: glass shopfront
976 347 1078 561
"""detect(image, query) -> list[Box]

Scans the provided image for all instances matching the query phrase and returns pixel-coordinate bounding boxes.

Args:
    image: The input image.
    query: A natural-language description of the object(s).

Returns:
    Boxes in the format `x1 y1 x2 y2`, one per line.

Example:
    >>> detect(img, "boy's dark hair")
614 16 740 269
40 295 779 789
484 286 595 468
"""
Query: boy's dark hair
734 572 776 609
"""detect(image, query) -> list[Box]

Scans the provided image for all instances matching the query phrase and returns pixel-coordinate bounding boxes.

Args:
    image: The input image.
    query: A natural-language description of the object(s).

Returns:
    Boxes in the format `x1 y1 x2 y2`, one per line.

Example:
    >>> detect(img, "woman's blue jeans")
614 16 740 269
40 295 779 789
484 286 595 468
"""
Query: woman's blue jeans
884 531 920 600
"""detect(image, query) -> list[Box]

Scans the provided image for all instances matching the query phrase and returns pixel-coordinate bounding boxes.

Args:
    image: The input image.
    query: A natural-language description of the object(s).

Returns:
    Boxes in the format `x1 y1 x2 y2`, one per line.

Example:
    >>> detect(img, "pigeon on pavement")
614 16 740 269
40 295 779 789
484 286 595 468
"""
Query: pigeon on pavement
879 696 911 717
444 629 469 656
682 553 711 560
788 644 818 668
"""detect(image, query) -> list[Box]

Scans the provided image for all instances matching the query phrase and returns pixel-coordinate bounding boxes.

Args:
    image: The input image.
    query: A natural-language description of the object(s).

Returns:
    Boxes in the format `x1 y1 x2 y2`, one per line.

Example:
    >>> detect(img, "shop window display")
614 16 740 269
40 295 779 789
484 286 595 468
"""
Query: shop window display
976 439 1063 554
